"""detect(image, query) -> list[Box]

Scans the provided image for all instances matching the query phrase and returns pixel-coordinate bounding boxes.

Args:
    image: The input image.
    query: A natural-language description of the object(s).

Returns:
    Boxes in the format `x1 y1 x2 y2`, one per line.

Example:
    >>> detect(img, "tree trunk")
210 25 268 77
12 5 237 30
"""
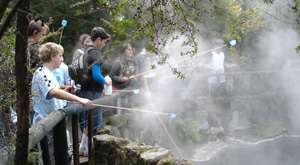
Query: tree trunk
14 0 30 164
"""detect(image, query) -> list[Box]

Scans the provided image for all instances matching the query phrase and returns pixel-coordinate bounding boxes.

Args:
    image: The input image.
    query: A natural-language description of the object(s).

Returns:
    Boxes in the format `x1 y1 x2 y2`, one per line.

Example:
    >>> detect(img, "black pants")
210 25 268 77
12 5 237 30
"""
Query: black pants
207 83 232 134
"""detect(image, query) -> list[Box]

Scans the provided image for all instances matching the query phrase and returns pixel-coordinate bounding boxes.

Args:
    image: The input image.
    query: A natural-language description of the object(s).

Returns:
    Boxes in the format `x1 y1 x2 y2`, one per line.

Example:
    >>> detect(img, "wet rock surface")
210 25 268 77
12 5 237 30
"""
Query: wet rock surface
92 134 190 165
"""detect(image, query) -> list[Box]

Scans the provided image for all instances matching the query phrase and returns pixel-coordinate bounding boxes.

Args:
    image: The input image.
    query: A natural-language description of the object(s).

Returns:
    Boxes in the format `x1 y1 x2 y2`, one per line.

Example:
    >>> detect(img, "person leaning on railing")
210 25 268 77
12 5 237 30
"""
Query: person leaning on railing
31 42 92 164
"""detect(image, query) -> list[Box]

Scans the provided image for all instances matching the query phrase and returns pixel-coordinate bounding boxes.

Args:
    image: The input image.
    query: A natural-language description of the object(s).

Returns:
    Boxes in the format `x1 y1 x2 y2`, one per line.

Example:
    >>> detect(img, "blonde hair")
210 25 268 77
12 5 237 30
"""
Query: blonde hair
38 42 64 62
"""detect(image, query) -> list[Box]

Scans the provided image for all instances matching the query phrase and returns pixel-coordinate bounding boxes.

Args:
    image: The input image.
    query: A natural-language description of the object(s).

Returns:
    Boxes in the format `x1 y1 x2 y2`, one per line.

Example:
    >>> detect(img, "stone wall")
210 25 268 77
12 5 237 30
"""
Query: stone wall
91 134 191 165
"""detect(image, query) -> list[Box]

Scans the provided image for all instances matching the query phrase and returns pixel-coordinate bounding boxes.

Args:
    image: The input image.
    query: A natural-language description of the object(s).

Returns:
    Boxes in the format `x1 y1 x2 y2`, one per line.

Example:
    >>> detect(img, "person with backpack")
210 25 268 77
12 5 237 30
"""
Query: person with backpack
70 34 92 156
71 34 91 130
74 27 111 155
72 34 91 67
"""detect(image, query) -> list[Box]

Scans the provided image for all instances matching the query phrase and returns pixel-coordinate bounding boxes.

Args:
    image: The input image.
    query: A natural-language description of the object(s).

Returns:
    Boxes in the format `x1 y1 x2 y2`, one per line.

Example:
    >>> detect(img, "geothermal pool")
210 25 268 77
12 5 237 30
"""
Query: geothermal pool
189 135 300 165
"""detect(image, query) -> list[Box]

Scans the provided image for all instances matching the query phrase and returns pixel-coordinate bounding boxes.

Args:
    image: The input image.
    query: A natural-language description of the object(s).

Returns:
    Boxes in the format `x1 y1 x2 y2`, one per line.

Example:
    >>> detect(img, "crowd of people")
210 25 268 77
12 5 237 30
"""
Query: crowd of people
6 18 236 164
25 19 156 163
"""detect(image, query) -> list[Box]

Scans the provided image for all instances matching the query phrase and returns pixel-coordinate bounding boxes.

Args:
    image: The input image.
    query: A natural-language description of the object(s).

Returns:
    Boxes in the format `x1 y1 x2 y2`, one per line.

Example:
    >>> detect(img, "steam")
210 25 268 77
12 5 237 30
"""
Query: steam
110 0 300 163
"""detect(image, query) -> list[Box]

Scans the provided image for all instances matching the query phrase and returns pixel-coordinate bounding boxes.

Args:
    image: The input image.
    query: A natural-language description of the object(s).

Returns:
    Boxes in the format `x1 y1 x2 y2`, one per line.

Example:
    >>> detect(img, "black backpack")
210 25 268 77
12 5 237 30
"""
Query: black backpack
68 47 94 85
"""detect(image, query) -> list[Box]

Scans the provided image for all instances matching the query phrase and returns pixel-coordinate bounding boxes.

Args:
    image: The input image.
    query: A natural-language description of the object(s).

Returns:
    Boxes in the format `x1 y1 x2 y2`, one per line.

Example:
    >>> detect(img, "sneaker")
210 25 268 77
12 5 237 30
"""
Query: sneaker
79 147 84 156
68 150 73 163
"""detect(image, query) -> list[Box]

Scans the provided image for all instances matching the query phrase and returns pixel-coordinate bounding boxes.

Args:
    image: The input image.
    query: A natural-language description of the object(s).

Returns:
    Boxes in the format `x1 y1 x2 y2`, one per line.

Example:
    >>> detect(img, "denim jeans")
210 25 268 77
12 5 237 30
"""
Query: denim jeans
79 91 103 135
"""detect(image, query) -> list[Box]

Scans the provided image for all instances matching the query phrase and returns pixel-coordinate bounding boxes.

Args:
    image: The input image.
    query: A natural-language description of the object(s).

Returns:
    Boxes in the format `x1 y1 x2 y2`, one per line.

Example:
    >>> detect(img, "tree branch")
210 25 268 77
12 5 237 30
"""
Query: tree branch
0 0 11 23
0 0 26 41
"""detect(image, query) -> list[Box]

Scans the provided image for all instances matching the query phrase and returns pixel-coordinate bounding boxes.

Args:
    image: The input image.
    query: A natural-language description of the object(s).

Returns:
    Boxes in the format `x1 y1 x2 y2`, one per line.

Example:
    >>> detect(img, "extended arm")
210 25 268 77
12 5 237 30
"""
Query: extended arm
92 64 106 85
92 64 112 85
48 88 91 106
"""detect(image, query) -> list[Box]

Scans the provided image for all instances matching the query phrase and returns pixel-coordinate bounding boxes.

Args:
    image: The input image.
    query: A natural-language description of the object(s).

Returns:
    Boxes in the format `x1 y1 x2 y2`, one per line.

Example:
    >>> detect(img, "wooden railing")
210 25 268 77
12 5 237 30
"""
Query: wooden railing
28 90 129 164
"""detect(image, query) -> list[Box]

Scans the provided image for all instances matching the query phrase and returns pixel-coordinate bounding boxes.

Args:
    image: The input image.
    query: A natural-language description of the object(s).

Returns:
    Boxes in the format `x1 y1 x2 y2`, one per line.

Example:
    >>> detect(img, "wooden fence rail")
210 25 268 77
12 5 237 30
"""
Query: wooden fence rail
28 90 129 164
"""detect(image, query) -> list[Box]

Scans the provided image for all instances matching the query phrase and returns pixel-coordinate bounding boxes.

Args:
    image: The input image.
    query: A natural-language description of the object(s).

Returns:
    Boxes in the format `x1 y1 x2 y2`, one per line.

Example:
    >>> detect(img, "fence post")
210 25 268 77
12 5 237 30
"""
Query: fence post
88 110 93 161
72 114 79 165
53 116 69 164
40 136 50 165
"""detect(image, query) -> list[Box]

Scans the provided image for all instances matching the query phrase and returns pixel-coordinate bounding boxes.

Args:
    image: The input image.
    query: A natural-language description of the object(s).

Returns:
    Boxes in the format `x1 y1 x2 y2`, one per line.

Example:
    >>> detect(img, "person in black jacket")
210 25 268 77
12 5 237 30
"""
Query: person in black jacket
110 43 138 114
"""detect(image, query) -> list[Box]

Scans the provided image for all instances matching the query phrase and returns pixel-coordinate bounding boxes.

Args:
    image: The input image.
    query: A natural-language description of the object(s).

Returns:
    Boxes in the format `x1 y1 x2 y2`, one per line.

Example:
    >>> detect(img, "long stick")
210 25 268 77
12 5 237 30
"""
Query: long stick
68 102 176 117
135 44 228 77
112 90 135 93
76 88 136 93
59 29 63 45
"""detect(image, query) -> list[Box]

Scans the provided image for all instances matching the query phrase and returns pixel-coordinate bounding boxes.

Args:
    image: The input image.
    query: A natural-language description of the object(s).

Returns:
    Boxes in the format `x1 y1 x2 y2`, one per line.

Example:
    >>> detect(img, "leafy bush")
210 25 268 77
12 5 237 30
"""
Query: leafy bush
176 118 203 145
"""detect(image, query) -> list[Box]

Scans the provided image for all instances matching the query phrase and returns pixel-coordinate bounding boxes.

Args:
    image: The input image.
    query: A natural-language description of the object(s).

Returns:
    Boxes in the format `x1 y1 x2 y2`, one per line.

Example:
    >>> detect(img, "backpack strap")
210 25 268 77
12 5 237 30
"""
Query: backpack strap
77 49 84 54
85 46 101 93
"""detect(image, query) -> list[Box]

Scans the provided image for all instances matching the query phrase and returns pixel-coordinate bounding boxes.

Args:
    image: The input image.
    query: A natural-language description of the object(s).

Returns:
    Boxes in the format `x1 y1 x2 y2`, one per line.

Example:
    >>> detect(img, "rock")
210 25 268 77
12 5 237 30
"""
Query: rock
97 125 121 137
140 147 170 163
105 113 131 127
92 134 191 164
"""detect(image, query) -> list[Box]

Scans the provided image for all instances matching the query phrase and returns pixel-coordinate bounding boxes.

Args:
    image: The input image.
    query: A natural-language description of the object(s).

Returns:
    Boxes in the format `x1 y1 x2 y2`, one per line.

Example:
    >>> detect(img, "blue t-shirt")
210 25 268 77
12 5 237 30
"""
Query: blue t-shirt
54 63 72 107
54 63 71 86
31 66 64 125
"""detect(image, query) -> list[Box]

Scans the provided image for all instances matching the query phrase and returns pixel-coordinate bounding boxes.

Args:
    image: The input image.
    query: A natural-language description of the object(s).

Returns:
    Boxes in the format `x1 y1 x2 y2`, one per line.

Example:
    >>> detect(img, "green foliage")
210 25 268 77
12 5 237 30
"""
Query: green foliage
226 0 264 40
27 150 42 164
94 0 207 76
20 0 268 76
0 12 17 162
176 118 203 145
30 0 113 64
224 0 265 68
